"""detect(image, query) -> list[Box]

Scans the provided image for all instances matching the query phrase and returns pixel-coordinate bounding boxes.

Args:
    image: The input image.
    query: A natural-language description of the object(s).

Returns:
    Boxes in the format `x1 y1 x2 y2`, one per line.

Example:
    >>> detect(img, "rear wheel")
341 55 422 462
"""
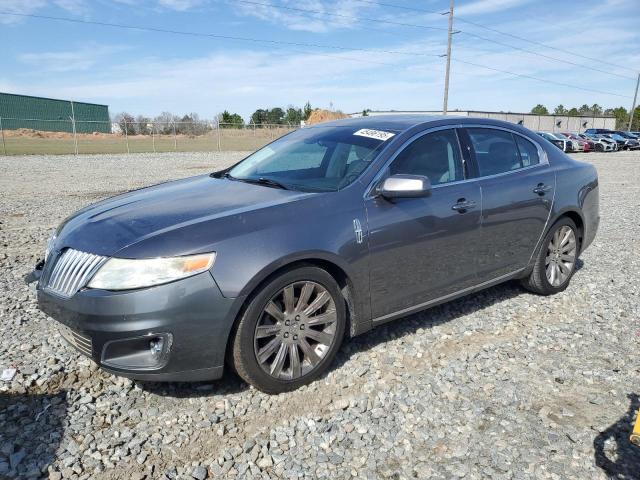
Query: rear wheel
231 266 346 393
522 218 579 295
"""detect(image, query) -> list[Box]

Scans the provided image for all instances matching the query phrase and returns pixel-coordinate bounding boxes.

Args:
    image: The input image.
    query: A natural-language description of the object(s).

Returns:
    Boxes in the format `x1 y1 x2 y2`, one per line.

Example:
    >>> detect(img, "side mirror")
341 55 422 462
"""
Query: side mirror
378 174 431 199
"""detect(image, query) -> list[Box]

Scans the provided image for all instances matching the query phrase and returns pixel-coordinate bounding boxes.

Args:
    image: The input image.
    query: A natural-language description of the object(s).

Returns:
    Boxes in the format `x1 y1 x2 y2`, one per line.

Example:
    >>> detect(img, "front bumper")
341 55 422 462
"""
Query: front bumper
34 270 239 382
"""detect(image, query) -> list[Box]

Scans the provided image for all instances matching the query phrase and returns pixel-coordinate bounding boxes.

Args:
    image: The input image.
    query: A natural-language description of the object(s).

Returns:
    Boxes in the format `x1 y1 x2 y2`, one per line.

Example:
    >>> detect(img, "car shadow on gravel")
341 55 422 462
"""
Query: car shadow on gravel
0 390 67 477
593 393 640 479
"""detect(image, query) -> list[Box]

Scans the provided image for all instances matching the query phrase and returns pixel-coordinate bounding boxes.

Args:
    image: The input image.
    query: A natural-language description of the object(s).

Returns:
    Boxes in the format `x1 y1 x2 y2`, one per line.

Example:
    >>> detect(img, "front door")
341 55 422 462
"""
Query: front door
463 127 556 280
365 128 481 321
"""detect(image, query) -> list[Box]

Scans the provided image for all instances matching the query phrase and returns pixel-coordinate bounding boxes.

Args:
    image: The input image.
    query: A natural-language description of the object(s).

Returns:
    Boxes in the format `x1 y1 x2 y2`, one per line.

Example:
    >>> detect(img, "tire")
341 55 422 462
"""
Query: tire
521 217 579 295
231 266 346 394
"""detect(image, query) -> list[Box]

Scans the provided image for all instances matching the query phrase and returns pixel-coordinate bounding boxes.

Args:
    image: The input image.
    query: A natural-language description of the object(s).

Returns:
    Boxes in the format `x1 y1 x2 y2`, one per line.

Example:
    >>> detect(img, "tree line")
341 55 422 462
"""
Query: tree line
113 102 315 135
530 104 640 129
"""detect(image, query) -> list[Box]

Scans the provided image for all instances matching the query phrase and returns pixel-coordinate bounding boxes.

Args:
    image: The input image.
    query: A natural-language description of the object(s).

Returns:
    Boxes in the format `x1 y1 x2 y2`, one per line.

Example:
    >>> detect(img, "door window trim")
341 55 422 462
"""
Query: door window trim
462 125 549 181
365 123 550 199
364 124 469 199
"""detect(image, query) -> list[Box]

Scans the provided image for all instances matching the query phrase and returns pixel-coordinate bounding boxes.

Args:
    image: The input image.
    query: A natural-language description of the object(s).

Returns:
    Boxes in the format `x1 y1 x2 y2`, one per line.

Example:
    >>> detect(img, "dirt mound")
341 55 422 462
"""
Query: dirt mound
305 109 348 125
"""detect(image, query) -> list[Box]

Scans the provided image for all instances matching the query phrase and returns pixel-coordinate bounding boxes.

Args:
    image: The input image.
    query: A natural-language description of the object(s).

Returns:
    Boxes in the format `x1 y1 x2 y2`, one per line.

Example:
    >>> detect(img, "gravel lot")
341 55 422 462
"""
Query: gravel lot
1 151 639 479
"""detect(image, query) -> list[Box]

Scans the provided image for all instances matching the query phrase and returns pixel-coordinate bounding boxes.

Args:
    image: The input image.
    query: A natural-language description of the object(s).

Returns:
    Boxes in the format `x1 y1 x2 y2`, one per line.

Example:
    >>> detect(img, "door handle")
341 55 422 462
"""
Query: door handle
533 183 552 195
451 199 477 212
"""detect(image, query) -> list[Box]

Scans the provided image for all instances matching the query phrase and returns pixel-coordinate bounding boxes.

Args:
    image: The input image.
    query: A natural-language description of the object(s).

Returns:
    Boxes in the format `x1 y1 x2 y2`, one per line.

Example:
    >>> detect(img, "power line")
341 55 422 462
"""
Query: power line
0 11 443 59
2 10 632 101
457 31 637 81
235 0 636 81
352 0 638 73
234 0 449 31
453 58 633 99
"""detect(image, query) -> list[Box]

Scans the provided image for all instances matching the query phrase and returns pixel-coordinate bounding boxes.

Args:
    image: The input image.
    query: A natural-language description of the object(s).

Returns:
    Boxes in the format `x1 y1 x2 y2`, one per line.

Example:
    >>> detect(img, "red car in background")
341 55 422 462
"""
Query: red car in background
562 133 592 152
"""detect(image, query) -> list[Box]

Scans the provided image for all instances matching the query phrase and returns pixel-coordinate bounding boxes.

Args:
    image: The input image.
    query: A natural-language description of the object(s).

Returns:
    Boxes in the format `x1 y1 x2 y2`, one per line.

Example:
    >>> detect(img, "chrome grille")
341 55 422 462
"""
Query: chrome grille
45 248 107 298
59 326 93 357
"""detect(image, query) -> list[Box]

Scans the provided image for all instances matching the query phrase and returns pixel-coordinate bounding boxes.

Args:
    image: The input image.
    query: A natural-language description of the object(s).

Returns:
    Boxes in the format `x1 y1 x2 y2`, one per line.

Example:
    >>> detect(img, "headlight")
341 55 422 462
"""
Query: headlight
87 253 215 291
45 231 57 262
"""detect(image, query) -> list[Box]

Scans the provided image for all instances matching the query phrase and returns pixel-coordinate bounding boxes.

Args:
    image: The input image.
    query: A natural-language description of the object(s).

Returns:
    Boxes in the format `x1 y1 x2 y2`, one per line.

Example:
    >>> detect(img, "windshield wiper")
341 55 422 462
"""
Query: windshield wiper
226 174 289 190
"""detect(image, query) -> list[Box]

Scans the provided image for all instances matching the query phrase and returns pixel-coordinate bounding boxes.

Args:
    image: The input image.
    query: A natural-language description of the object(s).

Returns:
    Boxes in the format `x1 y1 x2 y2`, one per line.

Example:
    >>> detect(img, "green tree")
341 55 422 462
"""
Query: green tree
632 105 640 130
250 109 269 125
605 107 629 129
362 108 372 117
553 104 567 115
567 108 579 117
578 104 591 115
530 104 549 115
590 104 603 116
283 107 303 125
303 101 313 120
220 110 244 128
266 107 285 125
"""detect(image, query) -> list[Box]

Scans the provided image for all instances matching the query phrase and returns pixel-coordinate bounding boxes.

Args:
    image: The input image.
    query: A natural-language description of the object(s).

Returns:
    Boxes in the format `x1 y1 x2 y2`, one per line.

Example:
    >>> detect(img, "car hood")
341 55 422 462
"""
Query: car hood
54 174 314 257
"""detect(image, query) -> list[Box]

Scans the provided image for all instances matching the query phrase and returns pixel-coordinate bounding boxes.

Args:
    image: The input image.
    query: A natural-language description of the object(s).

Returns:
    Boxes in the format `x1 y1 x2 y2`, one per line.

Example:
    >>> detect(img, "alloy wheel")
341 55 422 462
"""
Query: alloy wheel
545 225 577 287
253 281 338 380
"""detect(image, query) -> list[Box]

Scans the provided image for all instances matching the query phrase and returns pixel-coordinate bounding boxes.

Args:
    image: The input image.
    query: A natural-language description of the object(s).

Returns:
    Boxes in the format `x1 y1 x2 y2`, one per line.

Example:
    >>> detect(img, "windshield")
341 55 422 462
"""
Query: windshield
228 125 395 192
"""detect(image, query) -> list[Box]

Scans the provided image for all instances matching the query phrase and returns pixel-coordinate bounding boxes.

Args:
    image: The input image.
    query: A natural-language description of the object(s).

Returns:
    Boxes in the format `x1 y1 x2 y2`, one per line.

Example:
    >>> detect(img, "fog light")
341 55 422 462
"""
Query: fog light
150 337 165 359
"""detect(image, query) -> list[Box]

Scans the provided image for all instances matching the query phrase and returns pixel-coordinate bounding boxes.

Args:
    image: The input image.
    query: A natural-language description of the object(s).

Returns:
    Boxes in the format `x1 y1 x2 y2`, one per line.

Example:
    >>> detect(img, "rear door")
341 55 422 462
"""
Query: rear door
462 127 555 281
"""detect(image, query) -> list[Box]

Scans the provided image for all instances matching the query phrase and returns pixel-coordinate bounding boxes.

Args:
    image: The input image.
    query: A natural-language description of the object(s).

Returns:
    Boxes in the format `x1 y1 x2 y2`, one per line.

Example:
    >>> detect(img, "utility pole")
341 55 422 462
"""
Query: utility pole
628 73 639 132
442 0 455 115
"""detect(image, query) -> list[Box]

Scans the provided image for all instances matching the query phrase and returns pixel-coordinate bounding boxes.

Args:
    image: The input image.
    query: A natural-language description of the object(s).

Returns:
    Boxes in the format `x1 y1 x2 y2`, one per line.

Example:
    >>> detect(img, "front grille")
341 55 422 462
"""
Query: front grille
59 326 93 357
45 248 107 298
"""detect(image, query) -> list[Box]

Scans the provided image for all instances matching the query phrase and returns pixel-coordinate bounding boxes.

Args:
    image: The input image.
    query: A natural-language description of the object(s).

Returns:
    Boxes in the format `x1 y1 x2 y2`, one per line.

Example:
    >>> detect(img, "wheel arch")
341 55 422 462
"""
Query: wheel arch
549 208 585 253
224 254 364 368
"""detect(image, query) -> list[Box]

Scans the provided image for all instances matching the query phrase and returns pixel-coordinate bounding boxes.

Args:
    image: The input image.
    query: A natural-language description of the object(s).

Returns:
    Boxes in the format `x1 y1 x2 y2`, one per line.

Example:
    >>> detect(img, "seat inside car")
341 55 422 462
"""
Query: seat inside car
393 136 456 184
485 141 521 175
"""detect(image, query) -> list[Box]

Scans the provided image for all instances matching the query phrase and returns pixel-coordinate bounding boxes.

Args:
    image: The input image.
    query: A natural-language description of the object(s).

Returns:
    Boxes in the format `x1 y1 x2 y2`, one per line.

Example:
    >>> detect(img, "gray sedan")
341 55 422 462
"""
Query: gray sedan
28 116 599 393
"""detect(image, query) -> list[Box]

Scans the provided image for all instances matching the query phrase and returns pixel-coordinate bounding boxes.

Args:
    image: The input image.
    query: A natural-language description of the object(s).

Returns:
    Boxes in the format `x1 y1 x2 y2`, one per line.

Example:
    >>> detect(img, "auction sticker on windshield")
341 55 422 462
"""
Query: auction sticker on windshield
354 129 395 141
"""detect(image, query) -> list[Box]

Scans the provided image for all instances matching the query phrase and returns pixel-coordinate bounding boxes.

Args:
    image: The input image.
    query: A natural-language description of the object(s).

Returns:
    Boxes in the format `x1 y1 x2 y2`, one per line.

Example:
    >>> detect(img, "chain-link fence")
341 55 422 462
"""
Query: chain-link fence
0 118 299 155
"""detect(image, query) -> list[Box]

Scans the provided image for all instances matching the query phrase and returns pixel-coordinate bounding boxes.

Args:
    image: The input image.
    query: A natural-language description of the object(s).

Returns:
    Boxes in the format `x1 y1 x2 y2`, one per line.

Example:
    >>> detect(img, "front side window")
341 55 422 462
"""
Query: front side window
389 129 464 186
228 126 395 192
467 128 523 176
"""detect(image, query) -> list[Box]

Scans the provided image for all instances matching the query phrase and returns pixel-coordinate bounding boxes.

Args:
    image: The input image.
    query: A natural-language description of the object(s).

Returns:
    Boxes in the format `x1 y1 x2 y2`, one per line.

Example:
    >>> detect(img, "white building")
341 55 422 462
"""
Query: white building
351 110 616 133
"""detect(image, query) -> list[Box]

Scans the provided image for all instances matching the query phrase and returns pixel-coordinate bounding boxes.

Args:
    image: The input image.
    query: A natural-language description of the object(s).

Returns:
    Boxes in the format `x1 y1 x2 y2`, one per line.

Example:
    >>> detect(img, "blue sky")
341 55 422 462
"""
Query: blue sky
1 0 638 121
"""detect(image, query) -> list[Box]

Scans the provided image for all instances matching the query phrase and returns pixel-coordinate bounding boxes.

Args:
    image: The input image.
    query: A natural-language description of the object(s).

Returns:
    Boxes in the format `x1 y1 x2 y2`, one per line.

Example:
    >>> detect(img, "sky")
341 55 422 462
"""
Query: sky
0 0 639 121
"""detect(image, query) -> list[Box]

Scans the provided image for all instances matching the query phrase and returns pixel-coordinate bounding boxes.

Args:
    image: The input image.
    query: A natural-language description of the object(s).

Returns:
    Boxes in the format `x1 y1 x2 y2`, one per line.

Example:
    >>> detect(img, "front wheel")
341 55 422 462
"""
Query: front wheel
231 266 346 394
521 218 579 295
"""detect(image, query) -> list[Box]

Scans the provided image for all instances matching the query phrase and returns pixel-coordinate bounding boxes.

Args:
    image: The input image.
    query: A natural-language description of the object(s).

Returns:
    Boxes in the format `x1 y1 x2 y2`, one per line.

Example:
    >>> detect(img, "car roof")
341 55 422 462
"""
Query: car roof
309 114 535 133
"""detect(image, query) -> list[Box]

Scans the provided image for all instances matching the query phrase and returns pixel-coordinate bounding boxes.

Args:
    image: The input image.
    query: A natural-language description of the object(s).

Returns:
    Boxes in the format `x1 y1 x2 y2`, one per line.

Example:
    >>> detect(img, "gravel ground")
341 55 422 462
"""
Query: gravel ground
1 151 639 480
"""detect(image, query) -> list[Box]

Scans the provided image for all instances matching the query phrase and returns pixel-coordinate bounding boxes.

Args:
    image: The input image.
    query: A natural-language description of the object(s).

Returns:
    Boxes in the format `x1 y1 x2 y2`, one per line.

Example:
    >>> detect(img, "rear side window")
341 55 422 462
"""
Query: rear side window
514 136 540 167
467 128 535 176
390 129 464 185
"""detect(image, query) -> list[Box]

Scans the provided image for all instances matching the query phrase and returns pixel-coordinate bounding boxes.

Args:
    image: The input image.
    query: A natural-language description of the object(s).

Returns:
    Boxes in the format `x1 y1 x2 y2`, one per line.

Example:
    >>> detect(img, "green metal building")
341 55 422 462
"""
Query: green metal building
0 92 110 133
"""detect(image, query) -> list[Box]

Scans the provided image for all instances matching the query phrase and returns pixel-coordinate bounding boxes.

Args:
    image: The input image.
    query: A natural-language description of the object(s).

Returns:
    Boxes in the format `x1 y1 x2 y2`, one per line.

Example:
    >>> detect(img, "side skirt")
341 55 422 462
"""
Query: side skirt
371 268 526 327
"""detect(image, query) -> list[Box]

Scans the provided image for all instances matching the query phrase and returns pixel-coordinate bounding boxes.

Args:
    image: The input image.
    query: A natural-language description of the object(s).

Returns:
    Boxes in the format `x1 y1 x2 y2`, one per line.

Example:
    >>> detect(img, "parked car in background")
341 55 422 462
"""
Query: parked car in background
588 134 618 151
613 131 640 149
562 133 591 152
26 116 600 393
536 132 566 151
553 133 580 152
604 133 637 150
579 133 614 152
584 128 615 135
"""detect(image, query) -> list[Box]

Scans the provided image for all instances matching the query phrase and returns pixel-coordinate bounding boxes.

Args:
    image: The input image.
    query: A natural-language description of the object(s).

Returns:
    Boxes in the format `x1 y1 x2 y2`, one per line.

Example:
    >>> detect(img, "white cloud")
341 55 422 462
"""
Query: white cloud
158 0 202 11
233 0 369 33
456 0 533 16
18 45 128 72
0 0 87 23
0 0 47 24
